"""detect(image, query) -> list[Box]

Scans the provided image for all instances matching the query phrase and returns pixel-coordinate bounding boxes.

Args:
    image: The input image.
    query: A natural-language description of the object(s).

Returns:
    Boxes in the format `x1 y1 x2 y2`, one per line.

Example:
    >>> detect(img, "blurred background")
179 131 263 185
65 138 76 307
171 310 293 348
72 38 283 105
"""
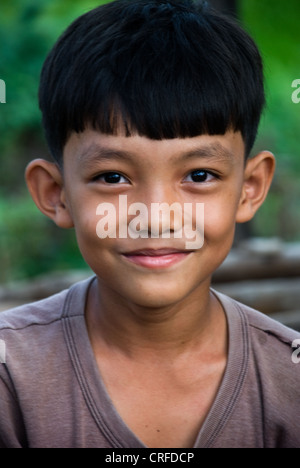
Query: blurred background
0 0 300 326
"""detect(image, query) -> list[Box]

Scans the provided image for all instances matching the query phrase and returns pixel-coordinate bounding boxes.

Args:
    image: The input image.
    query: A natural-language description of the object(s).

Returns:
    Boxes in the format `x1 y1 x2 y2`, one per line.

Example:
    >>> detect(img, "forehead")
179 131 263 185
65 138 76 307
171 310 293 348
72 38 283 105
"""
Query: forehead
64 129 246 168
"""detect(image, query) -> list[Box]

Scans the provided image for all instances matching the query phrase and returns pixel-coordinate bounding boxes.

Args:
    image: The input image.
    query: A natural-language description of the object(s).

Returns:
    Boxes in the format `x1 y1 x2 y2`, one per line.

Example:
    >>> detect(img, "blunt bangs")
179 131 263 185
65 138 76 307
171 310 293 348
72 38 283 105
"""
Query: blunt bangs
39 0 265 163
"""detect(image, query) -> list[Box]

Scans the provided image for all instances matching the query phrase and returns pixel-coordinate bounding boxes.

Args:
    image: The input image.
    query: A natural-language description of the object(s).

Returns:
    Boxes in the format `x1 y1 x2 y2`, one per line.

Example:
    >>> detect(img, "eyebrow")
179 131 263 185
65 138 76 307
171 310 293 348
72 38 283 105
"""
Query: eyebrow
78 142 233 166
179 144 233 163
78 144 135 166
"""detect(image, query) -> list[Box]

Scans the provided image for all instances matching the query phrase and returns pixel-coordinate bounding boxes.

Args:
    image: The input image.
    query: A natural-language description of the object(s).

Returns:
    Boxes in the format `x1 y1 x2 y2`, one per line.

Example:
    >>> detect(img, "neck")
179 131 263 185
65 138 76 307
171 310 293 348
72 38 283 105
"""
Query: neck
85 278 226 359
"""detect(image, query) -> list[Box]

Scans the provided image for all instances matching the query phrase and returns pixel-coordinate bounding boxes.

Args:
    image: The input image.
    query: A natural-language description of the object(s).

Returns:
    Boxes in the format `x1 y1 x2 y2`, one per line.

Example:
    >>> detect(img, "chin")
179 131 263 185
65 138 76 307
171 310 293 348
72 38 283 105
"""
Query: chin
121 281 195 310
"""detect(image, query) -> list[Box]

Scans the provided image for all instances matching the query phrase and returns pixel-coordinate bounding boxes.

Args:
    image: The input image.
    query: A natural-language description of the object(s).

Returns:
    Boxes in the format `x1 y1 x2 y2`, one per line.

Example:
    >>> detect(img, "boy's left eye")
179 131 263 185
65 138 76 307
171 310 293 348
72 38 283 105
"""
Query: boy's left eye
94 172 128 184
184 170 215 183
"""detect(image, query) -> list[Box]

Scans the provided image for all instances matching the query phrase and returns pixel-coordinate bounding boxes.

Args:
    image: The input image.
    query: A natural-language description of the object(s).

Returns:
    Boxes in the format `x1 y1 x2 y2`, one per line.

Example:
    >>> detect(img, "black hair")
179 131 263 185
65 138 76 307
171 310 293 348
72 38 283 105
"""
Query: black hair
39 0 265 164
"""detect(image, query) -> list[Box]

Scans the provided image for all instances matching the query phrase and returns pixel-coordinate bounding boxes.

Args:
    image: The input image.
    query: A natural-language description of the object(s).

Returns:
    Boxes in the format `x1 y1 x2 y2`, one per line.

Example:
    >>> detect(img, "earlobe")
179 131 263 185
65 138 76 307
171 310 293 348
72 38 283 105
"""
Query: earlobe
25 159 74 229
236 151 276 224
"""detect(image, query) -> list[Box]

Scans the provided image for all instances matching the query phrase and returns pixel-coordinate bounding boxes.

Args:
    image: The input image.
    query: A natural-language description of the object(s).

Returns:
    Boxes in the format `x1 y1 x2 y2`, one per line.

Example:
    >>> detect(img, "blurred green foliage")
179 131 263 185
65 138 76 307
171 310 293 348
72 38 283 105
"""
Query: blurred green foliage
0 0 108 281
0 0 300 282
240 0 300 239
0 197 86 283
0 0 107 191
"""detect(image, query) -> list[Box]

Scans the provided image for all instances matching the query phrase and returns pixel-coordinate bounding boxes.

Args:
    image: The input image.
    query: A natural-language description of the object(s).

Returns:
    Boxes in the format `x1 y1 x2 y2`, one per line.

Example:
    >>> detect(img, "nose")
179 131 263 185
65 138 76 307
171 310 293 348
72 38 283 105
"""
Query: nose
148 201 184 238
128 185 184 239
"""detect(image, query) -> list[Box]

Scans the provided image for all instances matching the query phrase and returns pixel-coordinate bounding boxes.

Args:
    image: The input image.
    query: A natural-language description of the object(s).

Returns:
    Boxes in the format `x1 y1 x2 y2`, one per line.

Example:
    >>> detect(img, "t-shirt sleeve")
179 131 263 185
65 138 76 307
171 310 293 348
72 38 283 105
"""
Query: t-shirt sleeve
0 364 27 448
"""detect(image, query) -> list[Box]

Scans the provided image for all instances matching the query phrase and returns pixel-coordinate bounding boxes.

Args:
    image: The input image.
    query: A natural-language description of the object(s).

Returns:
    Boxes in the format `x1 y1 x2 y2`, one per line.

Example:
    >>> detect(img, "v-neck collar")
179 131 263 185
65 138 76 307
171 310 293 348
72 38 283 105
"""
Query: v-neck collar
62 277 249 448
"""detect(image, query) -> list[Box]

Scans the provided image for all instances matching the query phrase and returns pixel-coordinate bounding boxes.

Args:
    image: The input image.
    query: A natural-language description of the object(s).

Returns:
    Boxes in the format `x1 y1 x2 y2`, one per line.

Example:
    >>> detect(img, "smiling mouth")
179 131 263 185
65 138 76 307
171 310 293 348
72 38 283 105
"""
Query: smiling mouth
122 248 193 269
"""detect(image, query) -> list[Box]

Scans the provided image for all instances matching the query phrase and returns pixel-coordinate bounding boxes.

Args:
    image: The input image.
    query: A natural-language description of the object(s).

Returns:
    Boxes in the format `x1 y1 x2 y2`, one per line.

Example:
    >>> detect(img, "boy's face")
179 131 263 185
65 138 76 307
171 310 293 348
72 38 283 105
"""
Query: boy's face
57 129 255 308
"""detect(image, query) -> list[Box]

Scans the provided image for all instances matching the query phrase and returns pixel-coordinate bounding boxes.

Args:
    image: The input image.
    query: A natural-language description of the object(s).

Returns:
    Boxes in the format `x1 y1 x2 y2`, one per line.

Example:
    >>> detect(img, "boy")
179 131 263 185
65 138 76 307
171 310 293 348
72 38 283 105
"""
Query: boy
0 0 299 449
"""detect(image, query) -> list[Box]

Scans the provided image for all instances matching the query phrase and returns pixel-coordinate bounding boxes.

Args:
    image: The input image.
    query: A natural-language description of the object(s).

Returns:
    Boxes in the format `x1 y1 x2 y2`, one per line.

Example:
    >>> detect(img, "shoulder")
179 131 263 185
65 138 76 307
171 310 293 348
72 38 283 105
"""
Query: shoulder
241 299 299 345
213 290 300 447
0 289 69 367
0 276 94 334
214 288 300 344
0 277 94 376
214 289 300 383
0 289 69 333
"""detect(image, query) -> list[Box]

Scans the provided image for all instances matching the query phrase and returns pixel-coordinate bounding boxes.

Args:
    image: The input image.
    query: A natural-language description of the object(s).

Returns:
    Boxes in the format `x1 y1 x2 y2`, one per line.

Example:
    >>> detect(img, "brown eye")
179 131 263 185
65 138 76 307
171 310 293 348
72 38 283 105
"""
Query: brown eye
184 169 217 184
94 172 128 184
103 172 122 183
190 170 208 182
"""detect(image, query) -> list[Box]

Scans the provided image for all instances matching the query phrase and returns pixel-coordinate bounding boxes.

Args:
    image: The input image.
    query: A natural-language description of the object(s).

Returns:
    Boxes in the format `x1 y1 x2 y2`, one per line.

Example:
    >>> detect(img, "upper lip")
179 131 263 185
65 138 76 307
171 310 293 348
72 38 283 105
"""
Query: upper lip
122 248 191 256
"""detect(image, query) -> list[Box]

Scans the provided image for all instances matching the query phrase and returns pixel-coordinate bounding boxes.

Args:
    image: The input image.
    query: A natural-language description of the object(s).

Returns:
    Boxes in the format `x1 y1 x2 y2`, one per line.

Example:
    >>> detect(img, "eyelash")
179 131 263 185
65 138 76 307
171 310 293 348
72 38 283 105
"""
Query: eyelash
93 169 218 184
92 172 129 184
184 170 218 183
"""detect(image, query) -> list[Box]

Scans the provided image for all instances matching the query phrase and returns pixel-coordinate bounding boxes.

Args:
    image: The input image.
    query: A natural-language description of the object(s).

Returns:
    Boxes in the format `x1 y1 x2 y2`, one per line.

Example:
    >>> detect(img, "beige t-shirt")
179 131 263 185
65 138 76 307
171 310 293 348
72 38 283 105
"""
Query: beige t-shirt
0 277 299 448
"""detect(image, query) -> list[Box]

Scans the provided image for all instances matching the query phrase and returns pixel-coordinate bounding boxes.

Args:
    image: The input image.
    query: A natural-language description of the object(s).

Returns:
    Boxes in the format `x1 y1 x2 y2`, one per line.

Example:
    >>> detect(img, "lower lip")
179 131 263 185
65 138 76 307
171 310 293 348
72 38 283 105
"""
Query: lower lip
123 252 191 269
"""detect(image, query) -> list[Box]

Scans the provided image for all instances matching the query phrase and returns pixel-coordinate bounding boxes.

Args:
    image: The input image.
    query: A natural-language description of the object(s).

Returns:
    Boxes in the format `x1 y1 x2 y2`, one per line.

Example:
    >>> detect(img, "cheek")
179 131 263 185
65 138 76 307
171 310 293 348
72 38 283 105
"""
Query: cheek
71 199 123 273
203 192 240 242
71 201 103 256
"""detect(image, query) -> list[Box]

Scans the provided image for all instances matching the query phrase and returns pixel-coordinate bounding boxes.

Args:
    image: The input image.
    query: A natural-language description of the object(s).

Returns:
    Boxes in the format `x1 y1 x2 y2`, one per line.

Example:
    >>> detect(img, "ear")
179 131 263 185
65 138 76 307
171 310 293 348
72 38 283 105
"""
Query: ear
25 159 74 229
236 151 276 224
